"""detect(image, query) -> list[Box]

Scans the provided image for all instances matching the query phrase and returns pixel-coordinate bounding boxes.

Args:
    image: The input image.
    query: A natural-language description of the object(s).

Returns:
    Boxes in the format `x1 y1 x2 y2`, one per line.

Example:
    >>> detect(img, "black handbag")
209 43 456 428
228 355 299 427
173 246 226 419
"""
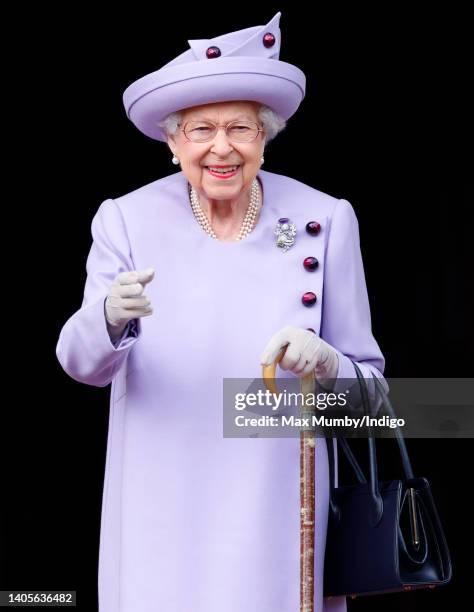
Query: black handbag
323 361 452 599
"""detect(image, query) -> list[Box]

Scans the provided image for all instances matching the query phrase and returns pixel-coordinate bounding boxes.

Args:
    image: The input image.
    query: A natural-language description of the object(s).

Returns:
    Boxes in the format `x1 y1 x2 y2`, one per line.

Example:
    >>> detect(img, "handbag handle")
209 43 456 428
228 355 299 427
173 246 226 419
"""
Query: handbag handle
370 374 415 480
353 361 384 526
327 362 416 525
326 362 383 525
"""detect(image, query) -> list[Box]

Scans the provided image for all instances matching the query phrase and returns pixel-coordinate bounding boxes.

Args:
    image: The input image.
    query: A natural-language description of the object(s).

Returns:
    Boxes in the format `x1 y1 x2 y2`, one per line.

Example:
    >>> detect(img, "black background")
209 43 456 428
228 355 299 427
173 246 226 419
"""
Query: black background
2 3 472 610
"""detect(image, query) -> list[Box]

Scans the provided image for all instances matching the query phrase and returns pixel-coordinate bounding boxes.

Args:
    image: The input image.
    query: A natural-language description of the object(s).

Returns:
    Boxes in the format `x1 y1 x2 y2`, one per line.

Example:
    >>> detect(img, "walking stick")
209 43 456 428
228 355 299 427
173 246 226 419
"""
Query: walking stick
262 347 317 612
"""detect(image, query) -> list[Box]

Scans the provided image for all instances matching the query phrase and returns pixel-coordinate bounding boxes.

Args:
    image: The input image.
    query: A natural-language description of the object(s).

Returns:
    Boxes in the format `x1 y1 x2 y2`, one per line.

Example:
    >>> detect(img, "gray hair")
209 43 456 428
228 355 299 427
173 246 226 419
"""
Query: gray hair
158 103 287 144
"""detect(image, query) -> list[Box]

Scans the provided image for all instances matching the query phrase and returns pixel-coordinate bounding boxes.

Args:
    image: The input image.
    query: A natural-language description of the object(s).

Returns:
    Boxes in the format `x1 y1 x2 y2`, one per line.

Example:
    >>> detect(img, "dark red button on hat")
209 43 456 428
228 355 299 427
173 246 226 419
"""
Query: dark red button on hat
262 32 276 48
306 221 321 235
206 46 221 59
302 292 317 307
303 257 319 271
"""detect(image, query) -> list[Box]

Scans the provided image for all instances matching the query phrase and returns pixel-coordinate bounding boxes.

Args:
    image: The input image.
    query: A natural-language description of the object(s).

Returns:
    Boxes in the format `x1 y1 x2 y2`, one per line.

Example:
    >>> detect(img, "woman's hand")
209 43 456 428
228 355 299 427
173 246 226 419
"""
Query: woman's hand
105 268 155 342
260 325 339 380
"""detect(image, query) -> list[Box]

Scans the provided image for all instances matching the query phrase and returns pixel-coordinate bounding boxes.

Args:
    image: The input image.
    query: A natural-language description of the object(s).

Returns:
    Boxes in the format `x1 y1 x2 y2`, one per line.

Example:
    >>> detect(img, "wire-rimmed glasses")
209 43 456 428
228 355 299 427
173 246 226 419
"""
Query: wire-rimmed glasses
180 120 264 143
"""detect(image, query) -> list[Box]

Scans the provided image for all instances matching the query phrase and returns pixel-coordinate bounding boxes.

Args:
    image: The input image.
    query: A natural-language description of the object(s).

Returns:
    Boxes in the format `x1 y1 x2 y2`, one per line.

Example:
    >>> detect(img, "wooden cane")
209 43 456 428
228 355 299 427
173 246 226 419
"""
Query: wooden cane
262 347 316 612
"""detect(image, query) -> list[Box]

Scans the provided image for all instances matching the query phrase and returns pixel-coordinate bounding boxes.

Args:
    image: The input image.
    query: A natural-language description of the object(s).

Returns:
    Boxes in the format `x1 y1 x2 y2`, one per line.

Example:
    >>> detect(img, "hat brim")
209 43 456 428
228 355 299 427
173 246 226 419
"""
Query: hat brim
123 57 306 142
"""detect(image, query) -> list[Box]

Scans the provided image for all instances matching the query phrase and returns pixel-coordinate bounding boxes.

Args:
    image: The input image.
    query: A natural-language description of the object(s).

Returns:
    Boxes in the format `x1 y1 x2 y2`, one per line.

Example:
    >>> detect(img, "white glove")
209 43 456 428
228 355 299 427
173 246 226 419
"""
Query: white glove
105 267 155 342
260 325 339 380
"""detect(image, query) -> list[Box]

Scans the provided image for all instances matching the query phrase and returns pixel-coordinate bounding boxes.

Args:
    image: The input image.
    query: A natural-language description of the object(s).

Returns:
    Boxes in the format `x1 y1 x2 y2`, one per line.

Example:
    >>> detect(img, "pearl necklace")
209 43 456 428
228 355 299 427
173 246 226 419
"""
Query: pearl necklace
188 178 261 241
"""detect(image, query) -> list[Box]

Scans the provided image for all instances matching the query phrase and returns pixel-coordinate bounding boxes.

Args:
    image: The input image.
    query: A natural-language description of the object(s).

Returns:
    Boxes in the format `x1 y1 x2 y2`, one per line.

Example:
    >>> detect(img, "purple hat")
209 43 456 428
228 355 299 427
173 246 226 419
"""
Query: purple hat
122 12 306 142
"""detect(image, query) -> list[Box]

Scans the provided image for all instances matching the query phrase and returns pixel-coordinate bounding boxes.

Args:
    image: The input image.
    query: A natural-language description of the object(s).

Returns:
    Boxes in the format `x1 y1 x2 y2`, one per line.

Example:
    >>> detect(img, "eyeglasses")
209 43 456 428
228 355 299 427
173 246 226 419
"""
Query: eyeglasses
180 120 264 143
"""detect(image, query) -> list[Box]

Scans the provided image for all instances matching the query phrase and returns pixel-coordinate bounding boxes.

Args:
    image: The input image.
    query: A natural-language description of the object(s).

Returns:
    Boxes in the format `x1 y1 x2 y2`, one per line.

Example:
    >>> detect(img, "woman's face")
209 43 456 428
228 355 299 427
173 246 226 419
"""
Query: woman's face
167 101 265 201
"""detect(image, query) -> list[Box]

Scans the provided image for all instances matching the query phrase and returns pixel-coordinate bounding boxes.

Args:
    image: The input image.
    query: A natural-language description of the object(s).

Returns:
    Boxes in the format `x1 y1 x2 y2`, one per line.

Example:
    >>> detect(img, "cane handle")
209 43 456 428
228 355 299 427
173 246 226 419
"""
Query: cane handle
262 346 315 395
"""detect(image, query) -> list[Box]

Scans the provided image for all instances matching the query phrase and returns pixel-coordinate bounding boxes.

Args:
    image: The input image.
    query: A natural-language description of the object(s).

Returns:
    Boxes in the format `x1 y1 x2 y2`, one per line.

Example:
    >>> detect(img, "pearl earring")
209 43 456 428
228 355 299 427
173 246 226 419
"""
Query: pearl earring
172 154 180 165
261 156 264 164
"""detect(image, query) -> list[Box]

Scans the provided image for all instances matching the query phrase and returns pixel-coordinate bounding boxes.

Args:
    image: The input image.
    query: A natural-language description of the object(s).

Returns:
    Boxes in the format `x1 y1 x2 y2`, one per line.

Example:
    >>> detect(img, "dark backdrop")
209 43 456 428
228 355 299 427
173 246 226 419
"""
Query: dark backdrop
2 3 472 611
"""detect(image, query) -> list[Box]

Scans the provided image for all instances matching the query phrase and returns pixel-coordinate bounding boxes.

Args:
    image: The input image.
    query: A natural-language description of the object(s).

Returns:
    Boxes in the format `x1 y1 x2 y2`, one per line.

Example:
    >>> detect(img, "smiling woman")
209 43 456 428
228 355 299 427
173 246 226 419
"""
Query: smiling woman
56 11 387 612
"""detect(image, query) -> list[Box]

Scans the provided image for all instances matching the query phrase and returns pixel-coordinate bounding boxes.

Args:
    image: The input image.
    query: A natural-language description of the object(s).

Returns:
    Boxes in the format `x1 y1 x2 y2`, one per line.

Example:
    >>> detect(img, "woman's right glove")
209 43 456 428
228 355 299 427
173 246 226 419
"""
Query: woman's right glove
260 325 339 380
105 267 155 342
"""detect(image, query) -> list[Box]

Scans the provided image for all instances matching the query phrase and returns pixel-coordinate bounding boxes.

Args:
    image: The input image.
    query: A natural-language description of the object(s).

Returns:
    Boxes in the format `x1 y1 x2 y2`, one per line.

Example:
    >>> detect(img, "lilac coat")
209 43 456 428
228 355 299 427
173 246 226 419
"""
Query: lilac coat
56 169 386 612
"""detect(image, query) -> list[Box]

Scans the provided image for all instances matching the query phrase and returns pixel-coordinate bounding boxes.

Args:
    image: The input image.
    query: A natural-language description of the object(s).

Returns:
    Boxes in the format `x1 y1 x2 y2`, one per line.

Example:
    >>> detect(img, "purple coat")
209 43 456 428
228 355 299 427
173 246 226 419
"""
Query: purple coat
56 169 386 612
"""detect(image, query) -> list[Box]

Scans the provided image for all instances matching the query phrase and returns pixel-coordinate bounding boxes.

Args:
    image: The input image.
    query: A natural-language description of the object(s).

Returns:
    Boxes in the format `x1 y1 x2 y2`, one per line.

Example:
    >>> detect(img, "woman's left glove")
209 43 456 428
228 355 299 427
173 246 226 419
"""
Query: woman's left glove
260 325 339 379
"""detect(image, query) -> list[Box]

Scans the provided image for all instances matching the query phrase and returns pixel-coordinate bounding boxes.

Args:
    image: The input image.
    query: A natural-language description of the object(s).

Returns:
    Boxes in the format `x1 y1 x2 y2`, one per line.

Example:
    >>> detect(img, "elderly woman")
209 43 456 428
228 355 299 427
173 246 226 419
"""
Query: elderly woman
56 12 386 612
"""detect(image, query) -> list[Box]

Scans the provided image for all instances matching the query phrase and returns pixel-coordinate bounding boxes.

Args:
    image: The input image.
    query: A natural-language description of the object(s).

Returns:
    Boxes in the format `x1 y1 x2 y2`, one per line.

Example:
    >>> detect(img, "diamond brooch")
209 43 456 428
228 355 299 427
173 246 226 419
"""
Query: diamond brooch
274 217 296 252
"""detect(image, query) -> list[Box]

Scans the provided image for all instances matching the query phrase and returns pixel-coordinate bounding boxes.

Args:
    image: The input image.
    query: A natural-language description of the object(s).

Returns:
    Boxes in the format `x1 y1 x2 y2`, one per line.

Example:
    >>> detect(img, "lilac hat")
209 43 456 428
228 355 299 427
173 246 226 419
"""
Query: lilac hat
122 12 306 142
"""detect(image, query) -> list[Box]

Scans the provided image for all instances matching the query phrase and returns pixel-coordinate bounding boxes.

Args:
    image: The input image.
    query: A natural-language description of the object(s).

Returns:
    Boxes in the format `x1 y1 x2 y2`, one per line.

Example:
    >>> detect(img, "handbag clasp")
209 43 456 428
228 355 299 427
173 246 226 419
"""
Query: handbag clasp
408 487 420 549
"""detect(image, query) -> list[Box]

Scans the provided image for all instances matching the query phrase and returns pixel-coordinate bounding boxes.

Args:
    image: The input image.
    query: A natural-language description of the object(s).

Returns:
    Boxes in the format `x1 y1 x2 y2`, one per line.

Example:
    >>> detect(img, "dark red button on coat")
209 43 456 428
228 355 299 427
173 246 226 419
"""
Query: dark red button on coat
303 257 319 271
306 221 321 236
302 292 317 307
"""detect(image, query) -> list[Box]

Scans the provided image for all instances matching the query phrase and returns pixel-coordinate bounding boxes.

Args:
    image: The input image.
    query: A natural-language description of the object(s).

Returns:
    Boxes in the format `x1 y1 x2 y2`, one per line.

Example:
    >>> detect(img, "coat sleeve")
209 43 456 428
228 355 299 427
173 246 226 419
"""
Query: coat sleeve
320 197 389 414
56 198 141 387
